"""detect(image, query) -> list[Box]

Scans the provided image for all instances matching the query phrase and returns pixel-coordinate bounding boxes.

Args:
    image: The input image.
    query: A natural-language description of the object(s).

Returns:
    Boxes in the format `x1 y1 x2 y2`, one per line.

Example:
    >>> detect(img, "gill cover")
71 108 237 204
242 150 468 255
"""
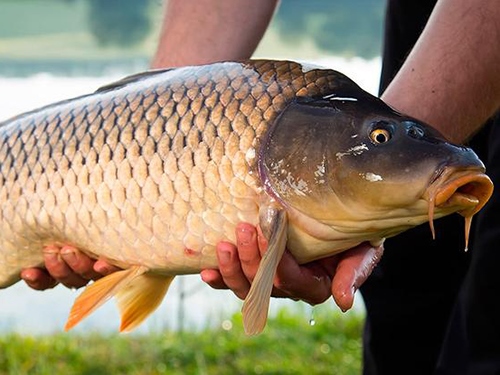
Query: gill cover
258 93 383 217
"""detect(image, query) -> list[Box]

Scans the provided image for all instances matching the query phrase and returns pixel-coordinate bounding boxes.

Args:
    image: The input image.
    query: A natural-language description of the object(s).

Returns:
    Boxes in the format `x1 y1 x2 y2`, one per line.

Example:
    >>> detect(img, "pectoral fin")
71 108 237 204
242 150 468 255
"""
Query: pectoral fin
241 206 288 335
65 265 172 332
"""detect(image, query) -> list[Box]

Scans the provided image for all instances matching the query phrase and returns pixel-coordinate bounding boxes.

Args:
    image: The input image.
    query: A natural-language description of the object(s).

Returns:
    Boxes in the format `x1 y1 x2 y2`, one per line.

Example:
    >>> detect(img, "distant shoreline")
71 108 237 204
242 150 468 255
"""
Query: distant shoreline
0 57 150 78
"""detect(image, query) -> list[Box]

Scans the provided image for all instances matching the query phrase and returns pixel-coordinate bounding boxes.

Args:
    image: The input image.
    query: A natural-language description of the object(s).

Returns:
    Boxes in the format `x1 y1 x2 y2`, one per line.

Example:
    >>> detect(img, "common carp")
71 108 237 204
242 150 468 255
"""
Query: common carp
0 60 493 335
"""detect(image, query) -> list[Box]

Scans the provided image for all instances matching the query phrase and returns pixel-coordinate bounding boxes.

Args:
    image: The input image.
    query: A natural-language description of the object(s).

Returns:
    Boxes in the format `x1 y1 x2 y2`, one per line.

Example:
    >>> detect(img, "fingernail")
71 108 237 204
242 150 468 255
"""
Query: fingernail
200 270 215 284
199 271 208 283
61 248 77 264
94 264 111 276
20 269 35 282
218 249 231 265
341 286 357 312
43 249 60 262
237 226 254 246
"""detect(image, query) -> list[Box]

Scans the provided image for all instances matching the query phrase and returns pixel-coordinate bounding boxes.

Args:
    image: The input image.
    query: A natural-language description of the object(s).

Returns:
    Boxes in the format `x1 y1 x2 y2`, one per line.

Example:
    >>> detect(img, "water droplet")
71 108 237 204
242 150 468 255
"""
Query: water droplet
308 305 316 326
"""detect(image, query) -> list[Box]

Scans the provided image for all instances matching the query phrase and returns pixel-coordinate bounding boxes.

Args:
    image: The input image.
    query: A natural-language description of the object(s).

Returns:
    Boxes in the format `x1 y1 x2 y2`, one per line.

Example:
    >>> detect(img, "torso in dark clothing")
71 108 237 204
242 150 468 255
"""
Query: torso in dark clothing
361 0 500 373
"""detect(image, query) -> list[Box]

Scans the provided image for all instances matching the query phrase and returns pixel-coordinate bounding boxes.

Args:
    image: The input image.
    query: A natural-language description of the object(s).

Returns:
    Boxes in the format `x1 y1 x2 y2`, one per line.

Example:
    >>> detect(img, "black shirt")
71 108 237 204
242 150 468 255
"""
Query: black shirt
361 1 500 373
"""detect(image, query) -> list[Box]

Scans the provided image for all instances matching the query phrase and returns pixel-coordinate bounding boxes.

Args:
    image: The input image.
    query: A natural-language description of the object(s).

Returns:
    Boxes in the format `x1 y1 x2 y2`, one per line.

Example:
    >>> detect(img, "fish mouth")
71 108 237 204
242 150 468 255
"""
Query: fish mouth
425 167 494 248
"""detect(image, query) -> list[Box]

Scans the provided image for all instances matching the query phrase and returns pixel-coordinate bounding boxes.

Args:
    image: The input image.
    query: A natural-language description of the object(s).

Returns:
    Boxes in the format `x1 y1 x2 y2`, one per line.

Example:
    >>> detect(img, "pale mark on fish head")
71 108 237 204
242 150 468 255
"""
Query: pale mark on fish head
360 172 383 182
288 175 310 197
335 143 369 160
277 173 311 197
268 159 285 175
313 156 327 184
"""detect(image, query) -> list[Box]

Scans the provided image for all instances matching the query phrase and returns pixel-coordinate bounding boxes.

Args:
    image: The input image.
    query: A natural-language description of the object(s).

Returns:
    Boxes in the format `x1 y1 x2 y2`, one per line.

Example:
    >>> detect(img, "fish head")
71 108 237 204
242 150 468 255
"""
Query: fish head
259 84 493 246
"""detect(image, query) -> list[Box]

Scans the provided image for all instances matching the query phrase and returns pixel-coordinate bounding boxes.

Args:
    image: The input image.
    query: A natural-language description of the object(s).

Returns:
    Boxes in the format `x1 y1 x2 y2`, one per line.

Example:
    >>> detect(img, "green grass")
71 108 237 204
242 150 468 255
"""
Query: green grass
0 309 363 375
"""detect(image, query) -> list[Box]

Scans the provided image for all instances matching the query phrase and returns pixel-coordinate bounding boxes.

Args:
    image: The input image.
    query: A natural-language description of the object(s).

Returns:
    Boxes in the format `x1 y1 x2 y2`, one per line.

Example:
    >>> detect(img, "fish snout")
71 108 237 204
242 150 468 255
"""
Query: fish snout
432 169 493 217
424 167 493 247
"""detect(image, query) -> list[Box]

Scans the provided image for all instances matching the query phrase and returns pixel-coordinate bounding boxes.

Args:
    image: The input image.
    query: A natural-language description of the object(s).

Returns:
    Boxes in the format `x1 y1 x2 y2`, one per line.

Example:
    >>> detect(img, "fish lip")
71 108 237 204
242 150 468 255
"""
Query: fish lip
427 166 494 216
423 166 493 247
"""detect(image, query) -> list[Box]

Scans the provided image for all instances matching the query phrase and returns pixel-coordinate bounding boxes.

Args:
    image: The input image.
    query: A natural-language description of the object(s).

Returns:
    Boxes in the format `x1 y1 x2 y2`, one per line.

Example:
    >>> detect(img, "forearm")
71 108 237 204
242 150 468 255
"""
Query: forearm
151 0 279 69
382 0 500 143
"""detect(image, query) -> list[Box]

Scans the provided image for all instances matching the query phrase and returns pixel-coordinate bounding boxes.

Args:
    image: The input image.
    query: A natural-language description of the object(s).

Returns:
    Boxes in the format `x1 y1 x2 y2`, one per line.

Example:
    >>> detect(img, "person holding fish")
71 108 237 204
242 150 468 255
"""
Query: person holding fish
20 0 500 373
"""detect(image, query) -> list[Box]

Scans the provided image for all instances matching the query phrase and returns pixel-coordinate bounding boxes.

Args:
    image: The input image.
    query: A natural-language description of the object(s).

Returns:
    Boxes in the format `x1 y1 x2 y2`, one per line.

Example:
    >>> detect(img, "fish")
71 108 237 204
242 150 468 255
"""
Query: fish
0 60 493 335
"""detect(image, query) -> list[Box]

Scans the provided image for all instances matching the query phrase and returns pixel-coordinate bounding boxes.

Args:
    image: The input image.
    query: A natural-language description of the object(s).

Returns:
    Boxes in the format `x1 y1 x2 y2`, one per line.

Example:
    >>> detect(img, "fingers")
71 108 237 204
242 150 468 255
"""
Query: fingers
240 224 333 304
200 268 226 289
93 259 122 276
200 243 257 300
203 223 384 310
237 223 267 281
42 245 95 289
20 268 57 290
21 245 121 291
331 242 384 311
202 222 334 305
273 252 334 304
201 223 258 299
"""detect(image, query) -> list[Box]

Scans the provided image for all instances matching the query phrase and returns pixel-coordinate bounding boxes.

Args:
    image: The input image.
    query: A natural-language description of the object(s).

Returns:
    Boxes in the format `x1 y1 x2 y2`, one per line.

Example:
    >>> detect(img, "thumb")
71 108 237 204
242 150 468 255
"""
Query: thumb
331 243 384 311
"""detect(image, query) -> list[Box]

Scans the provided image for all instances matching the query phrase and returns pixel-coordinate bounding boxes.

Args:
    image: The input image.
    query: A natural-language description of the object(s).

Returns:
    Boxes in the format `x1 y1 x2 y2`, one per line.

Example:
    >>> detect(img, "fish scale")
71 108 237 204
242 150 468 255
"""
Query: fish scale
0 60 492 335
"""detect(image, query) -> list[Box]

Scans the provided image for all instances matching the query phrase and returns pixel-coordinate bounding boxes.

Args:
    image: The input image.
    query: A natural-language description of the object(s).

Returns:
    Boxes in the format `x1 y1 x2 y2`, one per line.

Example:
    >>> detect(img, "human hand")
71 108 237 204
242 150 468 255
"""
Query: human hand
20 245 121 290
201 223 383 311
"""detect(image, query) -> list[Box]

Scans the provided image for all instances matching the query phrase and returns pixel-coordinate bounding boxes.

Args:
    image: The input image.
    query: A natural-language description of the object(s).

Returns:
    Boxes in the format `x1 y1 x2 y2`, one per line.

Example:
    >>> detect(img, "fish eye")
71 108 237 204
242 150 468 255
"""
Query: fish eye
369 128 392 144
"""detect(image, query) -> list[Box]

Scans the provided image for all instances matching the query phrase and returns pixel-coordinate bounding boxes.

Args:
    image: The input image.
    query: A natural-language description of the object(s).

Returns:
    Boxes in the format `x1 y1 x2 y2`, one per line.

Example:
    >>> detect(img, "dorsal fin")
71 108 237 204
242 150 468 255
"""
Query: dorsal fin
95 68 178 93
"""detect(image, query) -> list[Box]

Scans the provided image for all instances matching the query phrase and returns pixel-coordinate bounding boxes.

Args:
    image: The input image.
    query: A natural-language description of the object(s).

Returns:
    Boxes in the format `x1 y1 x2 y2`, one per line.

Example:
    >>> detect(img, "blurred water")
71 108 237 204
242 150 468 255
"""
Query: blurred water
0 56 380 334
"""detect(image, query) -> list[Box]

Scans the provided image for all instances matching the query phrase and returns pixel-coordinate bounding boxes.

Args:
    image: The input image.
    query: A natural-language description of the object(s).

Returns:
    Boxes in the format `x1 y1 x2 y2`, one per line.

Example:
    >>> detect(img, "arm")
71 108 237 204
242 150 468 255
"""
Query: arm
382 0 500 143
150 0 279 68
